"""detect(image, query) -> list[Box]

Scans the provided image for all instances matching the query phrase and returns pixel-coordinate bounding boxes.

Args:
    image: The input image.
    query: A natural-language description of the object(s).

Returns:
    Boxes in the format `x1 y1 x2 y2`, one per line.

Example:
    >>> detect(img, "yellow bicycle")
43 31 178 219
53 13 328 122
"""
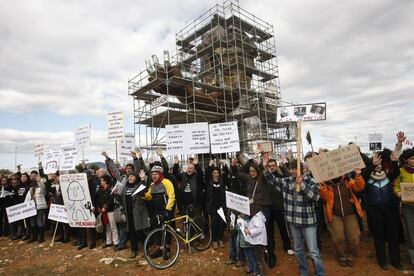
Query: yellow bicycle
143 213 212 269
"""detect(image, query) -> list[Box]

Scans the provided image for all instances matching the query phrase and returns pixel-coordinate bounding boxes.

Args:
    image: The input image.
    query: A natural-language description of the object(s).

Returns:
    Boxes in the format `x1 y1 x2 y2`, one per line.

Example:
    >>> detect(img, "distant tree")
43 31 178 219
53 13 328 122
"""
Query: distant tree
0 169 13 177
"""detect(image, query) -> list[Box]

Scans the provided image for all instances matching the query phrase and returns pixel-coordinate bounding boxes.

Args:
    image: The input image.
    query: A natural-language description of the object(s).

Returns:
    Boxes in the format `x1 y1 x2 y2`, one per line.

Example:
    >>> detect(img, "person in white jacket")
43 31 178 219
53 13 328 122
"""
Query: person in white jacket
27 175 48 243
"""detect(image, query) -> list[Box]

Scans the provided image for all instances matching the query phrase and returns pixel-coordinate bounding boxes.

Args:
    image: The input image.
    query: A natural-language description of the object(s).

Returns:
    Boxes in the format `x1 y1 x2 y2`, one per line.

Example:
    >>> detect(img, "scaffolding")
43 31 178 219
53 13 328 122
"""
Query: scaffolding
128 0 298 160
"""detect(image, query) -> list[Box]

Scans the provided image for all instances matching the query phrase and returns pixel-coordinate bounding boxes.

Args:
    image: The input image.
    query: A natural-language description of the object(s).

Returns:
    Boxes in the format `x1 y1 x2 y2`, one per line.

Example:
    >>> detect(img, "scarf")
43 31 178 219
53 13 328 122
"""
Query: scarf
370 170 387 181
403 163 414 174
154 172 164 185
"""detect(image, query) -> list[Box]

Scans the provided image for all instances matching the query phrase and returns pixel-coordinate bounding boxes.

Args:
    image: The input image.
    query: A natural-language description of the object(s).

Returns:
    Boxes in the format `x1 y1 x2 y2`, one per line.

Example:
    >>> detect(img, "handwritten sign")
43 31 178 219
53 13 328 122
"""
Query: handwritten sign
34 144 44 157
60 173 96 228
6 201 37 223
60 146 78 171
307 144 366 183
166 122 210 155
400 183 414 203
118 133 135 161
225 191 250 216
107 111 124 141
48 204 69 224
44 147 62 174
74 124 91 147
209 121 240 154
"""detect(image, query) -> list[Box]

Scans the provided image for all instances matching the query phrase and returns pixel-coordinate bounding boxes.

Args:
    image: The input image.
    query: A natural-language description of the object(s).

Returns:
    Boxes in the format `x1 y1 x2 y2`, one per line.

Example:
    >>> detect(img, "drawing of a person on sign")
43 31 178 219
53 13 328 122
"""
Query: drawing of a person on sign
67 180 90 221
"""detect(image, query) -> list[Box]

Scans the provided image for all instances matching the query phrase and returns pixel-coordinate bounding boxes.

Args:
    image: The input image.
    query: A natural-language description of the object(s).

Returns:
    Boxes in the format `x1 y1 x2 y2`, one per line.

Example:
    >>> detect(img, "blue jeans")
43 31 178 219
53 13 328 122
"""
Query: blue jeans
402 204 414 264
289 223 325 276
30 209 46 227
243 247 260 274
118 224 128 247
229 232 245 262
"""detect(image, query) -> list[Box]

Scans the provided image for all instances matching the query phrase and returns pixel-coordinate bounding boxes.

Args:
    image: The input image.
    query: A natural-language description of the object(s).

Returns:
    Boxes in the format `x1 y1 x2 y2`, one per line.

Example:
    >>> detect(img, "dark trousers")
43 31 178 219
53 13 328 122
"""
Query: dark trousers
272 209 292 251
0 208 8 235
210 210 225 242
367 204 401 266
129 229 146 252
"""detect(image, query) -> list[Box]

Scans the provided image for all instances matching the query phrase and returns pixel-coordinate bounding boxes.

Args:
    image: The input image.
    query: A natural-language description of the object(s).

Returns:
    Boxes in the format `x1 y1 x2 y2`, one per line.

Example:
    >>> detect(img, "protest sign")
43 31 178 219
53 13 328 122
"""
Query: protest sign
166 122 210 155
118 133 135 161
6 201 37 223
59 146 78 171
368 133 382 151
44 147 62 174
74 124 91 147
256 141 274 153
307 144 366 183
60 173 96 228
34 144 44 157
48 204 69 224
277 102 326 122
225 191 250 216
400 183 414 203
209 121 240 154
107 111 124 141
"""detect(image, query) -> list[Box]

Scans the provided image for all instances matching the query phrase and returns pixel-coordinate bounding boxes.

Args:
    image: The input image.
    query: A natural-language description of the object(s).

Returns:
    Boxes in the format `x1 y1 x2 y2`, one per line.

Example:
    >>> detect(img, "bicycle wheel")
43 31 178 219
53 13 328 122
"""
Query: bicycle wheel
189 215 212 251
143 227 180 270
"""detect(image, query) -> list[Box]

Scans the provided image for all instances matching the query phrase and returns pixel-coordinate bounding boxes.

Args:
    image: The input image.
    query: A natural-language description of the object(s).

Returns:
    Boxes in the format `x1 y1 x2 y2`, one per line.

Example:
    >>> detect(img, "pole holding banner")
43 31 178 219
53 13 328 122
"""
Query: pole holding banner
50 222 59 247
296 121 303 192
115 141 119 164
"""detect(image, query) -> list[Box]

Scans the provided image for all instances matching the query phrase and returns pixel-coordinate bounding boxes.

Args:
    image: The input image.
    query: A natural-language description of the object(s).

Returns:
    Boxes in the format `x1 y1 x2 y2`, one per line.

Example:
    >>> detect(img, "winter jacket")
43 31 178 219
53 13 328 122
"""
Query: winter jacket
394 167 414 206
320 174 365 223
95 188 115 212
173 163 205 207
144 178 176 212
29 183 48 210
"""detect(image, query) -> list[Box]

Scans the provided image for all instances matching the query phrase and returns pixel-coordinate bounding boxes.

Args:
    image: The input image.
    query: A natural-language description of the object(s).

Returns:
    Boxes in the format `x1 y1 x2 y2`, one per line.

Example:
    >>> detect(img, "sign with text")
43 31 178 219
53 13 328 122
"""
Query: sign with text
118 133 135 161
34 144 44 157
74 124 91 147
107 111 124 141
60 146 78 171
277 102 326 122
6 201 37 223
225 191 250 216
48 204 69 224
60 173 96 228
368 133 383 142
400 183 414 203
166 122 210 155
307 144 366 183
256 141 274 153
209 121 240 154
369 142 382 151
44 147 62 174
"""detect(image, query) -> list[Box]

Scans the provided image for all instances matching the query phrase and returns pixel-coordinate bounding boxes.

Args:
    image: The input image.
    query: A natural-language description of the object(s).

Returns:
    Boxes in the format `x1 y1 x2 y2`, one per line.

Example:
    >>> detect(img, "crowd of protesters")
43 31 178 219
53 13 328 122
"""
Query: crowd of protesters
0 131 413 276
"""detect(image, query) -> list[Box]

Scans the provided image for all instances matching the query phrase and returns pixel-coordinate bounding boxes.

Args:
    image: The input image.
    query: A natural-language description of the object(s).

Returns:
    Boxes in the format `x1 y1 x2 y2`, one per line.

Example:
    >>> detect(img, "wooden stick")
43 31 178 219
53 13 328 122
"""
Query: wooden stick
50 222 59 247
296 121 303 192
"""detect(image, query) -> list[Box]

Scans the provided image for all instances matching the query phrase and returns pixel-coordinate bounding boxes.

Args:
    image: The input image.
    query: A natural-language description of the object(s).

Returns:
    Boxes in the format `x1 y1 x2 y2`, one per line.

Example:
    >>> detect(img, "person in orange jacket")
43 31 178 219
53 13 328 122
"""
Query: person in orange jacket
320 169 365 267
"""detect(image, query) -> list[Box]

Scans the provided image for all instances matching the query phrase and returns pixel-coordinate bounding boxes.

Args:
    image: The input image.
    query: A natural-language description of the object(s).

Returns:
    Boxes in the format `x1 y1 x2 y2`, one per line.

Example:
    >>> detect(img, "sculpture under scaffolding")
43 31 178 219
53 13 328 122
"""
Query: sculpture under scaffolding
129 1 298 159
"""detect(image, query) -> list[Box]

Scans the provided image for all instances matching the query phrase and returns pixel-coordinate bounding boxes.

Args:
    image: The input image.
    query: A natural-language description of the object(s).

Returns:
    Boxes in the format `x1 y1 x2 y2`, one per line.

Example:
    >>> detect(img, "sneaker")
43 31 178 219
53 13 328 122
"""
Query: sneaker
102 243 113 248
235 261 245 267
346 257 354 267
339 257 347 267
225 260 237 265
219 241 225 248
89 243 96 249
130 251 137 259
379 263 389 270
392 263 404 271
286 249 295 256
116 245 126 251
149 248 163 259
212 242 218 249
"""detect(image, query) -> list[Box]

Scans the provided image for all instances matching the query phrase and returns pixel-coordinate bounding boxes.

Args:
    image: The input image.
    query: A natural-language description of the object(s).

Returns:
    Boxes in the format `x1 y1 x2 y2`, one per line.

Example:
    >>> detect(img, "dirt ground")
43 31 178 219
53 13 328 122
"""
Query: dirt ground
0 228 412 275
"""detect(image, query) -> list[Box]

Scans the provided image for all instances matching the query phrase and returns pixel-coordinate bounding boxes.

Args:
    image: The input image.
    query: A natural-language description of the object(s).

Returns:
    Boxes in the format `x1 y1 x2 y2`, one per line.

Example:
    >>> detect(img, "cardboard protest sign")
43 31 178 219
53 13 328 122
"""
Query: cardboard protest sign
107 111 124 141
400 183 414 203
307 144 366 183
6 201 37 223
60 173 96 228
48 204 69 224
166 122 210 155
34 144 44 157
74 124 91 147
209 121 240 154
277 102 326 122
225 191 250 216
118 133 135 161
44 147 62 174
60 146 78 171
256 141 274 153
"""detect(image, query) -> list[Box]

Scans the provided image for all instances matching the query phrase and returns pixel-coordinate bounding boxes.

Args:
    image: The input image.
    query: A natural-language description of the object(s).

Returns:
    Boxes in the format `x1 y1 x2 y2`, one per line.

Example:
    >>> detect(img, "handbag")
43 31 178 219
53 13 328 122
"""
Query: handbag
96 213 104 233
114 206 127 224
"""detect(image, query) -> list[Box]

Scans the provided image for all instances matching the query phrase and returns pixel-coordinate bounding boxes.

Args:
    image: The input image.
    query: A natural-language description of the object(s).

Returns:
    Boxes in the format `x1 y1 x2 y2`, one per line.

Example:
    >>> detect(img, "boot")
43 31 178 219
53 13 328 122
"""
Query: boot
38 227 44 243
27 227 38 243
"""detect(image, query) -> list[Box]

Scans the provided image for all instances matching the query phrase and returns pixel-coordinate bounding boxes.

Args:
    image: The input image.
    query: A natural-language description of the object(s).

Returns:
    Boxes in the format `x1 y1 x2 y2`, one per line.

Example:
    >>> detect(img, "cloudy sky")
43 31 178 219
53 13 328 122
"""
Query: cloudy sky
0 0 413 170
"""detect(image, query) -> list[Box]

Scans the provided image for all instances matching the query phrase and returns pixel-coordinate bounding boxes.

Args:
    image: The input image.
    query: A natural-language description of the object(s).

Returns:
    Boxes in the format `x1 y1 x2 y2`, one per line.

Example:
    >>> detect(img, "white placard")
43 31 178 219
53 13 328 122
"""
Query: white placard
44 147 62 174
75 124 91 147
225 191 250 216
107 111 125 141
277 103 326 122
132 184 146 197
209 121 240 154
118 133 135 161
6 201 37 223
60 173 96 228
60 146 78 171
34 144 44 157
217 207 226 223
48 203 69 224
368 133 383 142
166 122 210 155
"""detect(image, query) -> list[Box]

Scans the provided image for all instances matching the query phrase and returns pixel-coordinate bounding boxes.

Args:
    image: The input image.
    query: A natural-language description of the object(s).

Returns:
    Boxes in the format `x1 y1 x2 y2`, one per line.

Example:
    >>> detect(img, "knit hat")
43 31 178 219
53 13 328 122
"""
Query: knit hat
151 165 163 173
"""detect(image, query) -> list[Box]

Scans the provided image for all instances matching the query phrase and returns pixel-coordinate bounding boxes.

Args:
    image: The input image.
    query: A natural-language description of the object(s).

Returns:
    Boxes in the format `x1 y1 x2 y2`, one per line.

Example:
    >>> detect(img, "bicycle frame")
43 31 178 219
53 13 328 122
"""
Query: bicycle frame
164 215 204 244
